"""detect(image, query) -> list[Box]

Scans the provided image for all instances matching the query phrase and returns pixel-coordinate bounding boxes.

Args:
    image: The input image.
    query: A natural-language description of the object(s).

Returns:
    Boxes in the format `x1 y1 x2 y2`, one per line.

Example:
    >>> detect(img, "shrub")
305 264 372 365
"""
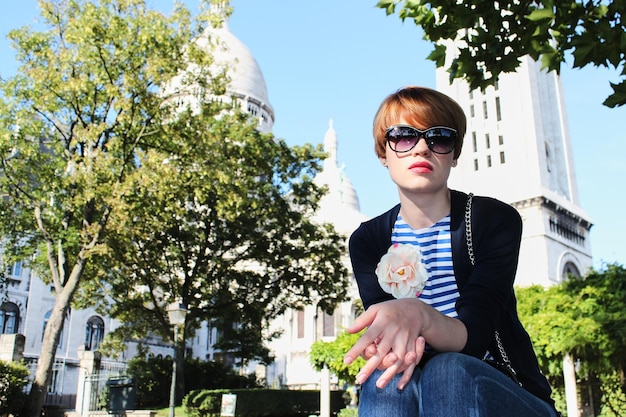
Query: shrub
0 360 29 416
126 356 261 408
337 408 358 417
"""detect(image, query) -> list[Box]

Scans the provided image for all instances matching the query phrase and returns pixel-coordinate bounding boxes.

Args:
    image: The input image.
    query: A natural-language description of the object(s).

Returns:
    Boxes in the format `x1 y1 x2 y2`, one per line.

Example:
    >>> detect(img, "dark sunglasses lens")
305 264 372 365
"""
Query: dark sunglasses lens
387 127 419 152
425 128 456 154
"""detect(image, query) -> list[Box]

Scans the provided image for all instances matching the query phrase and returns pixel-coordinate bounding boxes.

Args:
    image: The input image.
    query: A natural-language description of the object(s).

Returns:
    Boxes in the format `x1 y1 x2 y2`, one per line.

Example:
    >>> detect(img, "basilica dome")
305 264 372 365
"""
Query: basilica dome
195 19 275 133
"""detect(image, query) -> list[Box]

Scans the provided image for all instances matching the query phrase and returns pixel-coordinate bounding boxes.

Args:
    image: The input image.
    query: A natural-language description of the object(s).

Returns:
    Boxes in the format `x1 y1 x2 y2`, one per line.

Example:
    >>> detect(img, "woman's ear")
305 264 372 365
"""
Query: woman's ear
380 158 388 167
452 159 457 167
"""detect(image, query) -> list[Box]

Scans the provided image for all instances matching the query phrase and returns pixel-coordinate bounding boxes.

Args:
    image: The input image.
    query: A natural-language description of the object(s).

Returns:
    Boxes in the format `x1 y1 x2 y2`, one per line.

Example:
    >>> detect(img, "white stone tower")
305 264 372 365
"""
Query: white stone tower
441 56 593 286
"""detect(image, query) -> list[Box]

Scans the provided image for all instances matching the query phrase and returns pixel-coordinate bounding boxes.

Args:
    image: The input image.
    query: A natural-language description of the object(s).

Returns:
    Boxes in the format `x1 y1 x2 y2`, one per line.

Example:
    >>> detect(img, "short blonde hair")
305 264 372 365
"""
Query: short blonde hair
373 86 466 159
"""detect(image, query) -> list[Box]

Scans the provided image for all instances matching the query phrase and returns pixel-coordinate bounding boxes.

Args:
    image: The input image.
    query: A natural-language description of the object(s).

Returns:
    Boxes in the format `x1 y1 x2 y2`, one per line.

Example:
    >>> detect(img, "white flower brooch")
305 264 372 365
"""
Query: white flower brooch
375 243 428 299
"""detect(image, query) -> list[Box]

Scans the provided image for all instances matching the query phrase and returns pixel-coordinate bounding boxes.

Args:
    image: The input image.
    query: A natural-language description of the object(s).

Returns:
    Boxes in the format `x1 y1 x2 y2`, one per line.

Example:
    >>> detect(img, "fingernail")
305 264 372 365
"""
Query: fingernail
376 378 388 388
344 356 353 365
356 373 366 384
398 382 405 390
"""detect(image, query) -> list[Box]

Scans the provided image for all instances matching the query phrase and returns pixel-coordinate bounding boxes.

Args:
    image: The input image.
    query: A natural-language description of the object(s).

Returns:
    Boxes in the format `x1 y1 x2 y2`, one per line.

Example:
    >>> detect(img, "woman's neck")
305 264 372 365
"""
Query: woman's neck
398 188 451 230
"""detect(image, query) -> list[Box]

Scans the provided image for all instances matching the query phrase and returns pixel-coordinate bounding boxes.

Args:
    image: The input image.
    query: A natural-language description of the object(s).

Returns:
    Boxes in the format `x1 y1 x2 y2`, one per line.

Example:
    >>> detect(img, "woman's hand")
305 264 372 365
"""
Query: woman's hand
343 298 427 389
343 298 467 390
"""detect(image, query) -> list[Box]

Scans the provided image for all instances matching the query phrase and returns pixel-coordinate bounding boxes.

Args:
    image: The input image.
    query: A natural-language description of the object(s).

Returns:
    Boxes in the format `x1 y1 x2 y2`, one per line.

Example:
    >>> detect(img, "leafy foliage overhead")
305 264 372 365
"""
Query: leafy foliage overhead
377 0 626 107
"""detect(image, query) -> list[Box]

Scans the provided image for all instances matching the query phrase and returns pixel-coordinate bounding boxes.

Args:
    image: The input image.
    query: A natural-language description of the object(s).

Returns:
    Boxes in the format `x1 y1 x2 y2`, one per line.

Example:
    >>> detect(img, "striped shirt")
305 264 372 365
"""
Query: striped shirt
391 214 459 317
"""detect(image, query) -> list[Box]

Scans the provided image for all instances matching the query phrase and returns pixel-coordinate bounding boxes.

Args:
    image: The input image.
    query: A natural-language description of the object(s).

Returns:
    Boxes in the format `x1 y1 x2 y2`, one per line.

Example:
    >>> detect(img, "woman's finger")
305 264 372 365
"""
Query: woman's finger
361 342 378 360
355 349 385 384
404 336 426 366
397 361 418 390
375 360 404 389
378 351 399 369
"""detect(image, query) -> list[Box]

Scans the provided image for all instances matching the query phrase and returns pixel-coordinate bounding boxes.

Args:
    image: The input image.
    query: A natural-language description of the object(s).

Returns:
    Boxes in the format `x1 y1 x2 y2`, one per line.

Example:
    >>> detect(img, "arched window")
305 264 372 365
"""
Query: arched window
42 310 67 349
562 262 581 280
0 302 19 334
85 316 105 351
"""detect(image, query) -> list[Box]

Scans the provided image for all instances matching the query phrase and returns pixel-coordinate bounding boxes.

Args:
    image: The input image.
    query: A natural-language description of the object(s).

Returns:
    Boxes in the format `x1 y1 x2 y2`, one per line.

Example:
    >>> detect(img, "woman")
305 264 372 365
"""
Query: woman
343 86 558 416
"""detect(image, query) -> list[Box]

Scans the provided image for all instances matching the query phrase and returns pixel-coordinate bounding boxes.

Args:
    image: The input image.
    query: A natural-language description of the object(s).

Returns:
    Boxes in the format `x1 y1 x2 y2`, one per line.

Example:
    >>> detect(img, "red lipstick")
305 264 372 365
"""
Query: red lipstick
409 161 433 173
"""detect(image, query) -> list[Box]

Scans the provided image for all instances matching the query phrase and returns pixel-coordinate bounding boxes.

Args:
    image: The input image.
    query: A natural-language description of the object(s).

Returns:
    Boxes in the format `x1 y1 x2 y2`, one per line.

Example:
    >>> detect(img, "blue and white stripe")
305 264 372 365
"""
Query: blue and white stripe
391 215 459 317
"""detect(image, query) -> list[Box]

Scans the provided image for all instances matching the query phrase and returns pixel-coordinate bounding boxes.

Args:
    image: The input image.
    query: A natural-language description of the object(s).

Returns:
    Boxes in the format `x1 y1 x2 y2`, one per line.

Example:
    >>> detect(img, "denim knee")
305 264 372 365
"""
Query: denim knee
358 368 422 417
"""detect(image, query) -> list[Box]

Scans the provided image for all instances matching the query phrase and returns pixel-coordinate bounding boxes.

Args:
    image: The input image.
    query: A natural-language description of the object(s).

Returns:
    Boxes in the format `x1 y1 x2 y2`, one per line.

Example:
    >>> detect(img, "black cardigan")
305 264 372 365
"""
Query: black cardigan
349 189 555 407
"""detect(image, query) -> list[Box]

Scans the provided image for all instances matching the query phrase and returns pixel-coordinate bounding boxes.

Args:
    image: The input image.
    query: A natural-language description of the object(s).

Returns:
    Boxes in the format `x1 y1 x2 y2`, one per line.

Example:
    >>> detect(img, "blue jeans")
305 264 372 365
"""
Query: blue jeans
358 352 558 417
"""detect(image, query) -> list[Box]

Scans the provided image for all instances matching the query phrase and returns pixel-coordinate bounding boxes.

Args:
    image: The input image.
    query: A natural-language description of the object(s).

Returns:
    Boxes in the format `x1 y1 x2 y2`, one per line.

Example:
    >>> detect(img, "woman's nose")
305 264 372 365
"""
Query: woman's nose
411 137 430 156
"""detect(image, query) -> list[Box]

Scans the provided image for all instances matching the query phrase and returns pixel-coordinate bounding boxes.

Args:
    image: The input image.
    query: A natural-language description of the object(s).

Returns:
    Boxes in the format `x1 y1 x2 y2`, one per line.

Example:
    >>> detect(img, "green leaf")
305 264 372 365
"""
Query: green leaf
526 8 556 22
426 43 447 67
603 81 626 108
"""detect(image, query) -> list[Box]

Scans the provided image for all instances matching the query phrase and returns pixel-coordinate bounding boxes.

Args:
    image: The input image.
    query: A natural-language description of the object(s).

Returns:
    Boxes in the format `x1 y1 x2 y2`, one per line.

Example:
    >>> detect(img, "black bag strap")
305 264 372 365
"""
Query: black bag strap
464 193 519 383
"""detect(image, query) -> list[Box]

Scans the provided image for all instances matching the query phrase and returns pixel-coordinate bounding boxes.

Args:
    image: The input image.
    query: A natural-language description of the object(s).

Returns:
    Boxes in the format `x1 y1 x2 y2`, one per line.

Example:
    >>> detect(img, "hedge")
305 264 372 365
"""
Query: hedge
184 388 348 417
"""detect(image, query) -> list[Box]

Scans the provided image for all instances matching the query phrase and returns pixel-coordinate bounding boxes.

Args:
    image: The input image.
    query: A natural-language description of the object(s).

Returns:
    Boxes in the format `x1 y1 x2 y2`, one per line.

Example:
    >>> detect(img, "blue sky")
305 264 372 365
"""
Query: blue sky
2 1 625 270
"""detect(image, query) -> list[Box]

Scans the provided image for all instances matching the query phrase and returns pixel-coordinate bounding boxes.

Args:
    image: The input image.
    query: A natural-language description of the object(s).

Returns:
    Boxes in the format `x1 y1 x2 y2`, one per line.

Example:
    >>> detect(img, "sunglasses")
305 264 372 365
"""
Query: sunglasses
385 124 457 154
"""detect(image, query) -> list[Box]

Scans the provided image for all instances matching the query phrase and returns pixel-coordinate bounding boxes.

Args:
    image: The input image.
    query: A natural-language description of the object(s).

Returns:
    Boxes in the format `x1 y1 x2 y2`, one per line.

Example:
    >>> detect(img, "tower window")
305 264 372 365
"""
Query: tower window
470 105 475 118
472 132 477 152
499 135 504 145
487 155 492 167
495 97 502 121
485 134 491 149
500 151 506 164
482 101 488 119
545 142 552 173
473 159 479 171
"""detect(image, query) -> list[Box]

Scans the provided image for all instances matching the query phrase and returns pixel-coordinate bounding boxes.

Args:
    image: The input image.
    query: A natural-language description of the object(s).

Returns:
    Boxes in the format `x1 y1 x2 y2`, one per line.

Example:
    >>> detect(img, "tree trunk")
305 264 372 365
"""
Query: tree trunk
24 266 83 417
563 352 579 417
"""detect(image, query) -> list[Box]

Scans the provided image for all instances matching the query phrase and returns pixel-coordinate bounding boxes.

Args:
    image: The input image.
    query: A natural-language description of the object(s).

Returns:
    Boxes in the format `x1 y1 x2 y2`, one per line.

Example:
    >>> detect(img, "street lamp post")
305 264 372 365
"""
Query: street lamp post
167 302 188 417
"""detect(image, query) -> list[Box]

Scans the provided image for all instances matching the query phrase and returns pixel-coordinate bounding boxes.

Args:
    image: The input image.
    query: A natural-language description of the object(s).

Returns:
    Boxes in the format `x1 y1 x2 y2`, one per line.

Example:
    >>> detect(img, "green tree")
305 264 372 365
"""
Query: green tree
377 0 626 107
0 1 348 414
310 301 364 383
0 0 310 414
516 263 626 414
0 0 206 413
310 330 365 384
517 264 626 378
561 263 626 376
96 108 347 369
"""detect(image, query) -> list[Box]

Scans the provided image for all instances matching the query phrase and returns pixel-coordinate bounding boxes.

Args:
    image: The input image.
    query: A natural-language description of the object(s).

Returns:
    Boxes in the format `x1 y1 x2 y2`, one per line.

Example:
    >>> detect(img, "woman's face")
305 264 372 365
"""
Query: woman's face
382 117 456 197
